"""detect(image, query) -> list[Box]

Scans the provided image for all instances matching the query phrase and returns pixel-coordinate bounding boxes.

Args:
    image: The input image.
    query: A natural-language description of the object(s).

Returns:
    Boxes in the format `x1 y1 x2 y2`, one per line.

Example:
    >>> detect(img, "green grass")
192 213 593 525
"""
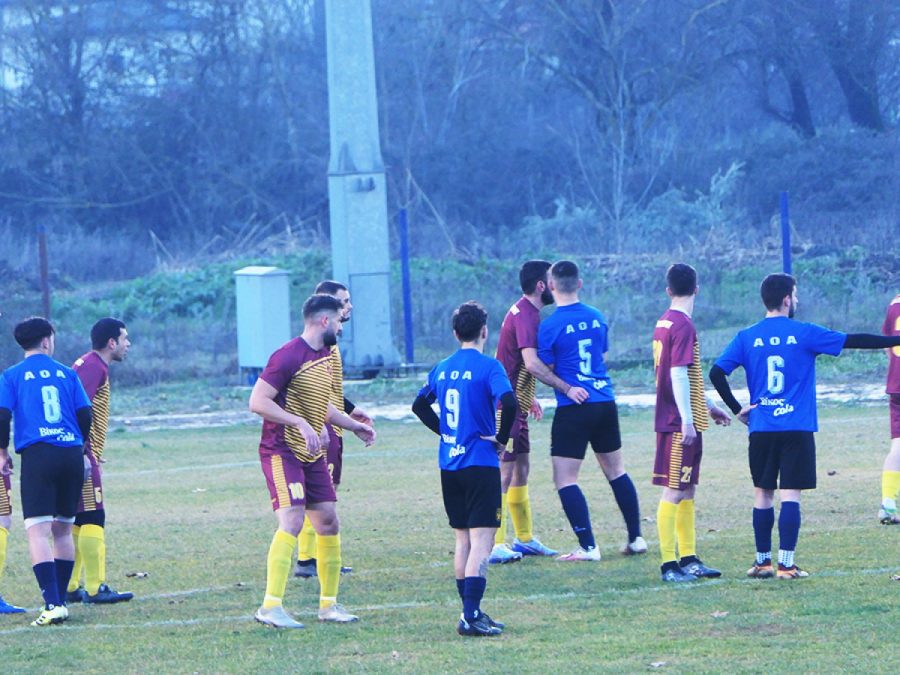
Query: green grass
0 405 896 673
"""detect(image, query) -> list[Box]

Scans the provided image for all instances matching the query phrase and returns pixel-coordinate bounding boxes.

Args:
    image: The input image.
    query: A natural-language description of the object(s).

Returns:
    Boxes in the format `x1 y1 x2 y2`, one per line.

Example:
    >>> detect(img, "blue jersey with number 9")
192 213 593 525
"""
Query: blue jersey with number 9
0 354 91 453
714 317 845 432
538 302 615 407
418 348 512 471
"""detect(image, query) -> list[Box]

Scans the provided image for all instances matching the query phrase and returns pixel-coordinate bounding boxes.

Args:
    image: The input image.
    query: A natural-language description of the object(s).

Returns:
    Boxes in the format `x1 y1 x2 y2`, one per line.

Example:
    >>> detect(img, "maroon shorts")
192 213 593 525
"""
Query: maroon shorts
0 473 11 517
501 412 530 463
260 452 336 511
77 452 104 513
891 394 900 439
326 425 344 486
652 431 703 489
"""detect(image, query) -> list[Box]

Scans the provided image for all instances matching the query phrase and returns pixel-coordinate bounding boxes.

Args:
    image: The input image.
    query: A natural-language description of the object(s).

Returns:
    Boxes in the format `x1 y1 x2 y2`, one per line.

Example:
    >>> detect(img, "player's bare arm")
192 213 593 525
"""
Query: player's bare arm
327 403 376 446
249 377 321 452
522 348 588 404
706 398 732 426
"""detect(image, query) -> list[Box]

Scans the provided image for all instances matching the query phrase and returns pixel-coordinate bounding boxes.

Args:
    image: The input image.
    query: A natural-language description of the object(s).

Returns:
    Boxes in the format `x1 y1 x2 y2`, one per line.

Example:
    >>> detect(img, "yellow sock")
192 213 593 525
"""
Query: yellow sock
68 525 82 592
263 530 297 609
298 516 317 562
495 493 508 546
0 526 7 580
79 524 105 596
676 499 696 560
882 470 900 503
507 485 533 542
99 535 107 584
316 534 341 609
657 501 678 564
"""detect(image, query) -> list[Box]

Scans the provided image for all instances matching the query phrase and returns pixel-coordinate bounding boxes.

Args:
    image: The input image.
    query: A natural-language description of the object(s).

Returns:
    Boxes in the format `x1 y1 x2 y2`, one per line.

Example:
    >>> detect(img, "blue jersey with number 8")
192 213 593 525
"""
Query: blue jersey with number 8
714 317 845 432
538 302 615 407
418 348 512 471
0 354 91 453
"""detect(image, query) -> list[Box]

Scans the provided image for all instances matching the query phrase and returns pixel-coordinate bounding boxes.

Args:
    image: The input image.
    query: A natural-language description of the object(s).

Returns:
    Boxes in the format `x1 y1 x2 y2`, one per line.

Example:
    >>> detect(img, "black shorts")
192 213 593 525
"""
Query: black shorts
550 401 622 459
440 466 501 529
19 443 84 520
748 431 816 490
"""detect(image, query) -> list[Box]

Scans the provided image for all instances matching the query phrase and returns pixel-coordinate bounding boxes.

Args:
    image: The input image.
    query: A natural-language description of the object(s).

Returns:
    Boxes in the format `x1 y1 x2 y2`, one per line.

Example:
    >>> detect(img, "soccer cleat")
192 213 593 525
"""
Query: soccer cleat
0 595 25 614
511 537 558 557
556 546 601 562
84 584 134 604
660 566 698 583
294 560 317 578
31 604 68 627
680 559 722 578
462 611 505 630
254 605 305 629
340 565 353 575
746 561 775 579
777 564 809 579
318 603 359 623
879 505 900 524
66 587 87 604
620 536 648 555
457 614 502 637
488 543 523 564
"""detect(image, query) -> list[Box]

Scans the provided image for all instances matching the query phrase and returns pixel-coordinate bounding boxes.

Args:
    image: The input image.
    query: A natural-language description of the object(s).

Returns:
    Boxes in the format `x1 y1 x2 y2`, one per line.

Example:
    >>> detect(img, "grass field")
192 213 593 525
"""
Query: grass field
0 404 896 673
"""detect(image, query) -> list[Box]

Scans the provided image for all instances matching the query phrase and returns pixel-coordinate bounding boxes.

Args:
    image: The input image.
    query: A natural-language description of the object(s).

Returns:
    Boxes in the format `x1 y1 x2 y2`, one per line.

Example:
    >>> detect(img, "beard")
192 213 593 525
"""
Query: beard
323 329 338 347
541 287 555 306
788 300 796 319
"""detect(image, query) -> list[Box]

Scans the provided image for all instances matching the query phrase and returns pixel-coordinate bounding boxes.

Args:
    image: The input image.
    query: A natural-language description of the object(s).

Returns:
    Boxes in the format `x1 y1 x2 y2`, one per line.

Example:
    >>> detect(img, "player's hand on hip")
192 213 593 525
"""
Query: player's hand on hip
709 405 731 426
480 434 506 455
529 399 543 421
681 423 698 446
354 423 376 447
737 404 756 426
350 408 373 426
566 386 589 404
294 419 320 453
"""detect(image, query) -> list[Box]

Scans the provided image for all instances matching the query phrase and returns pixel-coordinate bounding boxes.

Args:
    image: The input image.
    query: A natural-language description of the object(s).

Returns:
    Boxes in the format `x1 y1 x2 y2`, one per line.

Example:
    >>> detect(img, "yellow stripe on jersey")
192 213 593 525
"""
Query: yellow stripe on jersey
515 366 536 412
81 477 97 511
330 345 344 438
688 341 709 432
89 380 111 461
271 455 291 507
0 483 10 515
284 355 333 462
668 432 684 489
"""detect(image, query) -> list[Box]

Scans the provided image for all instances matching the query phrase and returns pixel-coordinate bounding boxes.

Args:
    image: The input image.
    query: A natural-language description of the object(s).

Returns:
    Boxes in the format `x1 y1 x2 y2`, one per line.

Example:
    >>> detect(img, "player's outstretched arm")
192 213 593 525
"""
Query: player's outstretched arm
709 365 743 417
411 393 441 436
522 348 588 404
843 334 900 350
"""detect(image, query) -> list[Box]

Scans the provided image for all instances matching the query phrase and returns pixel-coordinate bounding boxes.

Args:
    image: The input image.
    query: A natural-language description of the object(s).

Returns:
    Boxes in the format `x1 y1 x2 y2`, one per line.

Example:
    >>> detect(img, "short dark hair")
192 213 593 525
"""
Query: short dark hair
91 318 126 350
452 301 488 342
302 293 342 319
14 316 54 350
550 260 579 293
314 280 347 296
666 263 697 297
760 273 796 311
519 260 552 294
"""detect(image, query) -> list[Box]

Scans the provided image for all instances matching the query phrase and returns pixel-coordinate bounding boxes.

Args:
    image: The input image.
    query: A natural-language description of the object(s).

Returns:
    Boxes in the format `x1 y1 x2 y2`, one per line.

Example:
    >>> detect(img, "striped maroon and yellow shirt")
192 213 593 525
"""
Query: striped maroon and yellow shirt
73 351 110 462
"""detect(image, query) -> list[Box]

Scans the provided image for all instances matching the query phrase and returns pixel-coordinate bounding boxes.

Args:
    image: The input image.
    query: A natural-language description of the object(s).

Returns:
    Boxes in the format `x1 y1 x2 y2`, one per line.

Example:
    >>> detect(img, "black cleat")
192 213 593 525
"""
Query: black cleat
457 613 502 637
479 612 505 630
294 560 317 578
660 565 698 583
680 559 722 578
66 587 87 604
84 584 134 604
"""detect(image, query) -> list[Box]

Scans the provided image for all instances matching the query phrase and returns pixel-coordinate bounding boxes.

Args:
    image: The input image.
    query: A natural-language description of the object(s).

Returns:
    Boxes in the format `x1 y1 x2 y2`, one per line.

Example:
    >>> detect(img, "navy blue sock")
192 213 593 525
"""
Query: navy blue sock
32 562 60 608
753 507 775 557
558 485 595 550
778 501 801 552
456 578 465 602
462 576 486 622
55 559 75 606
609 474 641 541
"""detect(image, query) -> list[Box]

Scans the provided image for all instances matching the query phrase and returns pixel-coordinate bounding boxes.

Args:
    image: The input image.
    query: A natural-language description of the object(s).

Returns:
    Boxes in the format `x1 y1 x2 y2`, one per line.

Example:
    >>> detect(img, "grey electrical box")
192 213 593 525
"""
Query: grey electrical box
234 266 291 379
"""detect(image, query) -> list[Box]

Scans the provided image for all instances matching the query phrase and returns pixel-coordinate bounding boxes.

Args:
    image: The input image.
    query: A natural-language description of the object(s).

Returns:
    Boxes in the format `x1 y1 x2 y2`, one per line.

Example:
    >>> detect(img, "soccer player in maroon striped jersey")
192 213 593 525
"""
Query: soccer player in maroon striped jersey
651 265 731 582
68 318 133 604
880 294 900 524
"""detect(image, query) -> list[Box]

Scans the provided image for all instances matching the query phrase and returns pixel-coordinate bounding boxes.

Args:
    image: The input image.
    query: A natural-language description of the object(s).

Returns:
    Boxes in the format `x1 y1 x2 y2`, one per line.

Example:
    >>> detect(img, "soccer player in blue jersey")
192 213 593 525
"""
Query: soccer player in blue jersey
537 261 645 561
0 317 93 625
710 274 900 579
412 301 518 637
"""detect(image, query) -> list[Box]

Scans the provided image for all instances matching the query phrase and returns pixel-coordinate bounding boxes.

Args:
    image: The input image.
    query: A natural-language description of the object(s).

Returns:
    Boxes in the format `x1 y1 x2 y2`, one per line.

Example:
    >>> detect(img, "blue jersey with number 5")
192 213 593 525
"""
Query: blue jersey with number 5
418 348 512 471
0 354 91 452
538 302 615 407
714 317 845 432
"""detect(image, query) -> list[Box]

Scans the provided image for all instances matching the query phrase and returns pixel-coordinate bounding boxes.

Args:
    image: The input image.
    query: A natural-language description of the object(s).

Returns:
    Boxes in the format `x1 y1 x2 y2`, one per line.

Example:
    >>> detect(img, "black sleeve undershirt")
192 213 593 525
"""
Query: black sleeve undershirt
343 397 355 415
843 333 900 350
411 393 440 436
495 392 518 446
76 406 93 447
0 407 10 448
709 365 743 416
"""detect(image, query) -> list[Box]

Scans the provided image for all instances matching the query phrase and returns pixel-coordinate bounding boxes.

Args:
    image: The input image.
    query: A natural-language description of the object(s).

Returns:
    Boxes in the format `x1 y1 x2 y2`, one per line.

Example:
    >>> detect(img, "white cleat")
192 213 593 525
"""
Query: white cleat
488 543 523 564
31 604 68 627
254 605 305 629
620 536 648 555
556 546 601 562
318 603 359 623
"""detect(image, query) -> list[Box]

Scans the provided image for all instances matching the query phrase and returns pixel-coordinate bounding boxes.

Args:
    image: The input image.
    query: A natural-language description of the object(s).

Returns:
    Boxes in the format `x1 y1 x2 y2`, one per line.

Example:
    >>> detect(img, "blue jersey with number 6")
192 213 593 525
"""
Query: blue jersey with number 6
538 302 615 407
714 317 845 432
0 354 91 453
418 348 512 471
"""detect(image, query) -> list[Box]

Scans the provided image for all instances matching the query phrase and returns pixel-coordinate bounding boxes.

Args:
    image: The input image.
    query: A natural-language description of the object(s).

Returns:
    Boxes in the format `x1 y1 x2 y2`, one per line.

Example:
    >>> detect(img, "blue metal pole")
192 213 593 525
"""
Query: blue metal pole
780 191 792 275
398 209 414 363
